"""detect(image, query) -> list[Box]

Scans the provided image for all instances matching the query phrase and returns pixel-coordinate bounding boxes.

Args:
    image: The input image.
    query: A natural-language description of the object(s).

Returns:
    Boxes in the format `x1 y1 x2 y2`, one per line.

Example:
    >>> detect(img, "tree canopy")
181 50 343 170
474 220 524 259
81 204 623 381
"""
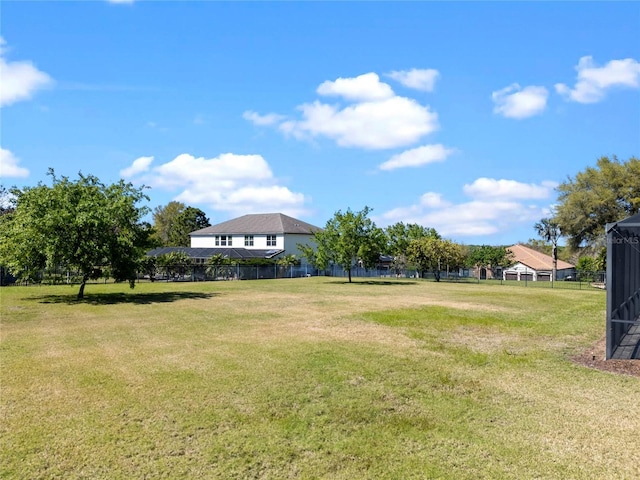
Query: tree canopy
168 206 211 247
0 186 15 216
466 245 514 278
553 156 640 249
299 206 385 283
384 222 440 275
0 170 153 299
151 202 211 247
152 201 186 246
156 251 192 280
406 237 465 281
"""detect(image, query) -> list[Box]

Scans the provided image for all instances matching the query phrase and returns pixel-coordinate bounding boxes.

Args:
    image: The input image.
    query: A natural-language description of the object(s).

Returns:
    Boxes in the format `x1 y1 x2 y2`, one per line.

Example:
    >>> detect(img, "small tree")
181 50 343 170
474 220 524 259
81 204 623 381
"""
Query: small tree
576 256 602 282
407 237 465 281
156 251 192 281
300 206 385 283
467 245 514 279
206 253 232 280
139 256 158 282
385 222 440 275
276 254 299 278
0 170 153 299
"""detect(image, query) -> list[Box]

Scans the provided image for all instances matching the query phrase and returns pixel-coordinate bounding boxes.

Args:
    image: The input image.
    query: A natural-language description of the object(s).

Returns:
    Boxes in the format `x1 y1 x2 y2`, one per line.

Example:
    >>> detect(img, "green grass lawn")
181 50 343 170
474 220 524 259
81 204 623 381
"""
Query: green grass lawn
1 278 638 479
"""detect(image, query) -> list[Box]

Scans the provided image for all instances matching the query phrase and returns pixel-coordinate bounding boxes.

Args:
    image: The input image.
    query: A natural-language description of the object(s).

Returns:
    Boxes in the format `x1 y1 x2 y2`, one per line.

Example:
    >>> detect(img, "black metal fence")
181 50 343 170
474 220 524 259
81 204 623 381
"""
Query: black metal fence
606 213 640 359
3 262 607 291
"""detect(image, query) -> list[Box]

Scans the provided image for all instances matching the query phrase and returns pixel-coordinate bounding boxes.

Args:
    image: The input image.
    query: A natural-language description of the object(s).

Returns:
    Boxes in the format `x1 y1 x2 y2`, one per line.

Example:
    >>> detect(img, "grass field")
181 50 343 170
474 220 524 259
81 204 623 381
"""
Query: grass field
1 277 638 479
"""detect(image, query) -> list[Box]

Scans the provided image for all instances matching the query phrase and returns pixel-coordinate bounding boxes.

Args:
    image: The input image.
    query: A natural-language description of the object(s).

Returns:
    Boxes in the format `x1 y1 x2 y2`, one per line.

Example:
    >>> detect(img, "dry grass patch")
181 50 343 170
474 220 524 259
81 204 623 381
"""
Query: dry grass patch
3 277 638 479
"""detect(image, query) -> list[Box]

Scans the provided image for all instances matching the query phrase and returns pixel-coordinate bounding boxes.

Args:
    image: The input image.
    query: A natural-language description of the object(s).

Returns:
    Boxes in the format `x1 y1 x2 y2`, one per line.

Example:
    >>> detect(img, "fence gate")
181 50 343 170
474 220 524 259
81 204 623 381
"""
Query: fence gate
606 212 640 359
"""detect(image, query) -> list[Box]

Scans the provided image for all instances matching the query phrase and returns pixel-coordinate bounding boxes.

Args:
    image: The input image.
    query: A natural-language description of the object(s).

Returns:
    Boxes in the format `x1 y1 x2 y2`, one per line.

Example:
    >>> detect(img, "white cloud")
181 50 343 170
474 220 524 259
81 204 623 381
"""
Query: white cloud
243 110 287 126
492 84 548 119
377 178 556 238
316 72 395 101
419 192 450 208
387 68 440 92
120 156 153 178
121 152 308 217
279 96 438 149
379 198 544 237
245 71 440 150
0 147 29 178
0 37 53 107
379 144 454 171
462 178 557 200
555 56 640 103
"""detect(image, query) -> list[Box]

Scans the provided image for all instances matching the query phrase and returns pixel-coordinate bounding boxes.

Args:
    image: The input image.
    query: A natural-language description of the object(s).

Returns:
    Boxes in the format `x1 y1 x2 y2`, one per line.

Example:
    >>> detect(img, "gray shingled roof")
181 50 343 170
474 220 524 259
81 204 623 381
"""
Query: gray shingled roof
190 213 321 236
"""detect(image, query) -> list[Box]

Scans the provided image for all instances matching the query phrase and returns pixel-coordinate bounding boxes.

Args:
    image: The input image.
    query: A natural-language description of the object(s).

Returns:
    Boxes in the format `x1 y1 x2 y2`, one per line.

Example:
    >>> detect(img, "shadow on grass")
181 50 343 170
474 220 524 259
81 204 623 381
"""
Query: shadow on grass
32 291 218 305
326 280 418 286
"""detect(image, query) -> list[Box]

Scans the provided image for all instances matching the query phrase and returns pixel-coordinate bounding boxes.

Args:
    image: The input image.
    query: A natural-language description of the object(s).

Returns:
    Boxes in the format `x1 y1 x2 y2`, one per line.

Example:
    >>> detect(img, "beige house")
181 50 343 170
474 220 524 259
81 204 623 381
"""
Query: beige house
504 244 575 281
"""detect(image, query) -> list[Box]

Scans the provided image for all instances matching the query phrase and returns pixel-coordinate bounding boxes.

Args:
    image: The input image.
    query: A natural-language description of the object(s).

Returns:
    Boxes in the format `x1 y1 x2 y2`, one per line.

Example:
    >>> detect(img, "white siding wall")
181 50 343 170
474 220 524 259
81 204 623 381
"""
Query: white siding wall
283 234 316 257
250 234 281 249
191 234 282 249
503 262 575 281
191 236 215 248
191 233 314 255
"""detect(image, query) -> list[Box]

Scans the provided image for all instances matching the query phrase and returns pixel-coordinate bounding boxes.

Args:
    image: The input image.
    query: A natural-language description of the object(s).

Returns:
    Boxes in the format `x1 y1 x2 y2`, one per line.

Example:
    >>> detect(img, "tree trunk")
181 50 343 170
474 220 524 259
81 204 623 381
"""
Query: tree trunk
348 268 352 283
77 277 87 300
552 244 558 282
434 269 441 282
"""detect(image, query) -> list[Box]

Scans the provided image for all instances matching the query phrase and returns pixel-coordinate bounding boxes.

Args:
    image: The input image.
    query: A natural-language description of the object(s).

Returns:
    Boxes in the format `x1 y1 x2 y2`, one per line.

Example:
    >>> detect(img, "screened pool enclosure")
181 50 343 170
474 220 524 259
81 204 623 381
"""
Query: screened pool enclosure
606 213 640 359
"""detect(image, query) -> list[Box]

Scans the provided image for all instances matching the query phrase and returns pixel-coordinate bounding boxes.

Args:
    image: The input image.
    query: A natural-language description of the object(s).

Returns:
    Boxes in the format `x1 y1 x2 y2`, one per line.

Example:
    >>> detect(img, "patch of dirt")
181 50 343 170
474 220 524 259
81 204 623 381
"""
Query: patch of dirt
572 335 640 377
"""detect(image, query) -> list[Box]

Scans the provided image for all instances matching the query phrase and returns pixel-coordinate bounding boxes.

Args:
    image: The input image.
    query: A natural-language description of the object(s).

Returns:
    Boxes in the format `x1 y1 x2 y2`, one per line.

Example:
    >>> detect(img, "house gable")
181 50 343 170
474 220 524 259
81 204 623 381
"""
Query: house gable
190 213 320 236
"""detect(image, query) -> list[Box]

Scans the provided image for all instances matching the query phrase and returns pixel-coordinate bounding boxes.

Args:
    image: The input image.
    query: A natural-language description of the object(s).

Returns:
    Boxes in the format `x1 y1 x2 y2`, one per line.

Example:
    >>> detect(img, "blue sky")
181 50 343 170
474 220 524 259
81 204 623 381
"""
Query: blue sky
1 1 639 246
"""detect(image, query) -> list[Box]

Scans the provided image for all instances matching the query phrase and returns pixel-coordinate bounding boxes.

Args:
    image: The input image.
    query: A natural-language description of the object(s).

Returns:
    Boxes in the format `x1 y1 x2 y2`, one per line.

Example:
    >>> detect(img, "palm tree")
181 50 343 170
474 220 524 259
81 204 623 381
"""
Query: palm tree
535 218 561 282
206 253 232 280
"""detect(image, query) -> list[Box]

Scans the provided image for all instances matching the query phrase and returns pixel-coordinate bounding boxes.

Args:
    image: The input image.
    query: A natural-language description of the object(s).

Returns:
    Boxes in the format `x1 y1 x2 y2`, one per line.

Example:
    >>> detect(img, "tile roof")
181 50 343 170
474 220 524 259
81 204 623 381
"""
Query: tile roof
508 244 574 271
190 213 321 236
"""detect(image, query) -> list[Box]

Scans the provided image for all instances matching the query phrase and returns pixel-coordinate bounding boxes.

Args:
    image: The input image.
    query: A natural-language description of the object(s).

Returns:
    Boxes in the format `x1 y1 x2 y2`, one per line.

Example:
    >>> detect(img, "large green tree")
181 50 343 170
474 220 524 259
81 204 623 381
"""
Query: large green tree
0 170 153 299
406 237 465 281
299 206 385 283
168 206 211 246
152 201 186 246
553 156 640 249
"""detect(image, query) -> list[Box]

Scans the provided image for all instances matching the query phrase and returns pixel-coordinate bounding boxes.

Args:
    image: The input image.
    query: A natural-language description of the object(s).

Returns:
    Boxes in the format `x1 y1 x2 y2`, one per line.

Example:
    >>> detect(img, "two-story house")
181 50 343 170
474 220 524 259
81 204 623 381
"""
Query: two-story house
147 213 321 266
189 213 321 259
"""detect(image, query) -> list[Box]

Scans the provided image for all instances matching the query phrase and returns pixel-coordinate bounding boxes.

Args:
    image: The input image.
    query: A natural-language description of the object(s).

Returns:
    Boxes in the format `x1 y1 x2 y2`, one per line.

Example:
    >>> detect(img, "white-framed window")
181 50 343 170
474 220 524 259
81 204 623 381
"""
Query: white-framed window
266 235 277 247
244 235 254 246
215 235 232 246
